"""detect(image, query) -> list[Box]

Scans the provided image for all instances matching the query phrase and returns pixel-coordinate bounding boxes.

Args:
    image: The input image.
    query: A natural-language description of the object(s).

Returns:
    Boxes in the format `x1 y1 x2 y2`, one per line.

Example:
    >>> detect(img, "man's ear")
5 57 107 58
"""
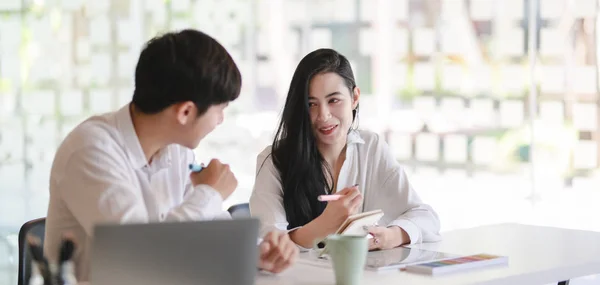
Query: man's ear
352 87 361 110
175 101 196 125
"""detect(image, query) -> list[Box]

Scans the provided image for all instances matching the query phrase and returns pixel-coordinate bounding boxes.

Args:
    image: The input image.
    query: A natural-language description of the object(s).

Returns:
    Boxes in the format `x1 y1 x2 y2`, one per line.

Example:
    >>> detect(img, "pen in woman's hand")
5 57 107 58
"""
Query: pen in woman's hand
317 184 359 201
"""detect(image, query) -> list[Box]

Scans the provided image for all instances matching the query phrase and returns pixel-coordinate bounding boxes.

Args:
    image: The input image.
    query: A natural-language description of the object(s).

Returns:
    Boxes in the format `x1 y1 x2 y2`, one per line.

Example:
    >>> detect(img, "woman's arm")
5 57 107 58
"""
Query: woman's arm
368 134 442 245
250 148 363 248
249 149 291 237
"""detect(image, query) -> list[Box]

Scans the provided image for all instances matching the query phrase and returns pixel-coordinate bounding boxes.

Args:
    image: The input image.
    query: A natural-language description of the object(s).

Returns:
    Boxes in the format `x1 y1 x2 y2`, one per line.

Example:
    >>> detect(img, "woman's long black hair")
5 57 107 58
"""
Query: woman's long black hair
269 48 358 229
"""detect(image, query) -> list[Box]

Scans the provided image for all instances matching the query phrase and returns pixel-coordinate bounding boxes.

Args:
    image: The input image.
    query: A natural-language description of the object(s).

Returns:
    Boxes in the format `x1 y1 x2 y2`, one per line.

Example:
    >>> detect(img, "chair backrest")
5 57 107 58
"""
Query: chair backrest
18 218 46 285
227 203 251 219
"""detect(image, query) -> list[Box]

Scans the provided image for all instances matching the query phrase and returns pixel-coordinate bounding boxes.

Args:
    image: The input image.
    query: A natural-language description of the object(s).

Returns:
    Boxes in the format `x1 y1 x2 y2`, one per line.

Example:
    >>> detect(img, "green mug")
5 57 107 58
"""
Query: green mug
315 235 368 285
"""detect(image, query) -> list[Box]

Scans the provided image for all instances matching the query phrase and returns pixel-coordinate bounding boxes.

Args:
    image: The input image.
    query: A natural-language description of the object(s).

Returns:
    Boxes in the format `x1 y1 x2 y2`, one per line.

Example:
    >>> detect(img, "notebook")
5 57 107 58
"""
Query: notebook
405 253 508 276
316 209 384 257
335 209 384 235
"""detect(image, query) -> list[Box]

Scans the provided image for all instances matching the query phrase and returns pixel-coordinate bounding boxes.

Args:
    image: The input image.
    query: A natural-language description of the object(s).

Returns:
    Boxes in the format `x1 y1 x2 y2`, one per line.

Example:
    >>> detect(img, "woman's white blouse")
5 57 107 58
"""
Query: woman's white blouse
249 130 442 245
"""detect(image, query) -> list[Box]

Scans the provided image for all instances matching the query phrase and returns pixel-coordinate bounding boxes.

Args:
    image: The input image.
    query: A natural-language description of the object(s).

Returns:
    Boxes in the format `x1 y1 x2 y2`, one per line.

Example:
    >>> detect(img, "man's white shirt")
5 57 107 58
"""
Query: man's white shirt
44 105 229 281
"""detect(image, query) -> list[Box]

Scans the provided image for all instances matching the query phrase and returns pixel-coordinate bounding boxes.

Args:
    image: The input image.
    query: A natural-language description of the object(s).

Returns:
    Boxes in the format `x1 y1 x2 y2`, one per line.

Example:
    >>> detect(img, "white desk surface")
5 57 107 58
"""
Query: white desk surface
256 223 600 285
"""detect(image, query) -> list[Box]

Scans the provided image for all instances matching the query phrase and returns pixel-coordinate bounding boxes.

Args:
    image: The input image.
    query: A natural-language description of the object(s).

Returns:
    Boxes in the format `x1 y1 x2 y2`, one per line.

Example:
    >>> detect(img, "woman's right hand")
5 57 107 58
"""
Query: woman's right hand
317 185 363 232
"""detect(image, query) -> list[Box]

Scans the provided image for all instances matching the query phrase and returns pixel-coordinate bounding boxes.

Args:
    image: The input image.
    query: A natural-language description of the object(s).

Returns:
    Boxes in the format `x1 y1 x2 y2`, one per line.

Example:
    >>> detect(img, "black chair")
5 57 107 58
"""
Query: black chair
18 218 46 285
227 203 251 219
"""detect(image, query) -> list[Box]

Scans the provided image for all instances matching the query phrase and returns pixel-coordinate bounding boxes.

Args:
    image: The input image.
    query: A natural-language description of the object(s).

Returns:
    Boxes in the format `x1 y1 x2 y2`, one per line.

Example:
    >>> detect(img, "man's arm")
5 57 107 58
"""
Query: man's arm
59 146 150 236
59 146 231 235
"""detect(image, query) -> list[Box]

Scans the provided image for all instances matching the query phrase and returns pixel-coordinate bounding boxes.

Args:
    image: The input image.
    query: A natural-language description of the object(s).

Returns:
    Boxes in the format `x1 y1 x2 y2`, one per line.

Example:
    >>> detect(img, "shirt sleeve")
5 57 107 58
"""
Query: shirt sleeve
58 144 226 236
371 134 442 244
175 148 231 221
249 148 293 237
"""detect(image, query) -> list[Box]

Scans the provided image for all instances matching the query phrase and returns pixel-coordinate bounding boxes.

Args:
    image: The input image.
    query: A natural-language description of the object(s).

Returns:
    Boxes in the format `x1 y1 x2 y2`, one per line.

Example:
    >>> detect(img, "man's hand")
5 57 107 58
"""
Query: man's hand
189 159 237 200
367 226 409 251
258 231 298 273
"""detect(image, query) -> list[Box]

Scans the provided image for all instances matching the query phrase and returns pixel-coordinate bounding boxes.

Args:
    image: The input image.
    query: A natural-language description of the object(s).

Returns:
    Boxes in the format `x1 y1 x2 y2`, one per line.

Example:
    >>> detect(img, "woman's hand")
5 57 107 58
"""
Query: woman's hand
367 226 409 251
317 186 363 232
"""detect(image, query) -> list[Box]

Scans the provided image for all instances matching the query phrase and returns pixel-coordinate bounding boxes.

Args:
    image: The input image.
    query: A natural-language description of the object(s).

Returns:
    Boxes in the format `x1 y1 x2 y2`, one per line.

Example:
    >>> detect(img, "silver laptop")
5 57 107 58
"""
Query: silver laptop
91 219 259 285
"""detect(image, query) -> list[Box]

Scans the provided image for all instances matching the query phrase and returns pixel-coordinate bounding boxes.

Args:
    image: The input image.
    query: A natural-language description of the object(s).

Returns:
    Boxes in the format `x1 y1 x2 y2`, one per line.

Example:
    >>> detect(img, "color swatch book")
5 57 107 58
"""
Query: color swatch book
405 253 508 276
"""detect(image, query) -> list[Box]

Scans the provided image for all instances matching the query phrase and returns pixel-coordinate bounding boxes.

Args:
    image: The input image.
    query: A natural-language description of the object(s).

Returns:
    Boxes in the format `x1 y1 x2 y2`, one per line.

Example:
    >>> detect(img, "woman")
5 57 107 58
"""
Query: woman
250 48 441 250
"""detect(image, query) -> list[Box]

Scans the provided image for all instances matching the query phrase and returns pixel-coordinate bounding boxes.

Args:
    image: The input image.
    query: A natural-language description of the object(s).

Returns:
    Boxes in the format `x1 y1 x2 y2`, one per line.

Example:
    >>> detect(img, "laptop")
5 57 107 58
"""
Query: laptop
90 219 259 285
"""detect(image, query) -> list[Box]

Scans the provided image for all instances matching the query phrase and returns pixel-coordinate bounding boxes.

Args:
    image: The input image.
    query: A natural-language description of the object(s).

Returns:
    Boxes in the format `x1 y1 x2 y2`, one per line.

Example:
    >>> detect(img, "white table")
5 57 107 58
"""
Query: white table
256 223 600 285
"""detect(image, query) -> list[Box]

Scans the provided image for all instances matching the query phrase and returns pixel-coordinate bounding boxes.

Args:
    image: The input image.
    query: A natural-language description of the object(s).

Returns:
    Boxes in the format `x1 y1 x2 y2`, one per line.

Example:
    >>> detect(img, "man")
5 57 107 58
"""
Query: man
44 29 298 282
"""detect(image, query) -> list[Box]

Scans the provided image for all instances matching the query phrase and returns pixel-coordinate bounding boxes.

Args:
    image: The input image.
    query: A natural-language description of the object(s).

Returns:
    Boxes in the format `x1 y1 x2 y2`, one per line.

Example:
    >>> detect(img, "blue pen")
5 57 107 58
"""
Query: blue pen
189 163 204 172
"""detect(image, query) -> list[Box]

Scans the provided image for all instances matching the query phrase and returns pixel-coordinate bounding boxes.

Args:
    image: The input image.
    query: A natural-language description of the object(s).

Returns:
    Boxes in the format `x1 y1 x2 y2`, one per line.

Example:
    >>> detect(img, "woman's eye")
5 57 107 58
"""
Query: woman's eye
329 99 340 104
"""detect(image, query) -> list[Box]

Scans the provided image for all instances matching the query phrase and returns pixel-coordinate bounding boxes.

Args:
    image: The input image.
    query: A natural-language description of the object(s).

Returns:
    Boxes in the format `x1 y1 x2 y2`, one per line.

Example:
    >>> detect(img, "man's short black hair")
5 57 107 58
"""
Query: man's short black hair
132 29 241 115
